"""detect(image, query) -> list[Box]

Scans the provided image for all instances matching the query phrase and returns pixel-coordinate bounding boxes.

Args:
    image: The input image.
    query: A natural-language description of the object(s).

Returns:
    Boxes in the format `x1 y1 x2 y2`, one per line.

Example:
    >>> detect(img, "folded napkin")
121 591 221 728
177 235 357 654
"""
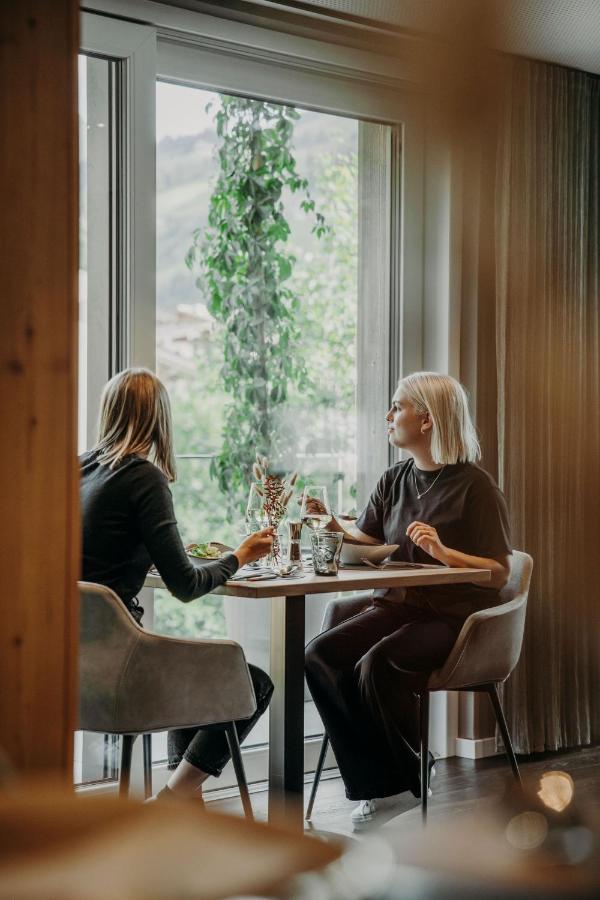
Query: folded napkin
230 565 274 581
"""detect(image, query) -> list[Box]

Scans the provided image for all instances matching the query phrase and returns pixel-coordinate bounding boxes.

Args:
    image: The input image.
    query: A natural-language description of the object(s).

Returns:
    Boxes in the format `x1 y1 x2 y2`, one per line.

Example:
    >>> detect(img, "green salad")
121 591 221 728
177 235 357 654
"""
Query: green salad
188 542 223 560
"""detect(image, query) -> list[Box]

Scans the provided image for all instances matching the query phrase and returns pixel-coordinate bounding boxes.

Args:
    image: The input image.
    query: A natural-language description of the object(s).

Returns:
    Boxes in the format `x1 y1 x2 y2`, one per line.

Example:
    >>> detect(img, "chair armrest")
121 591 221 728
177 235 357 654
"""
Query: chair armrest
113 632 257 734
321 591 373 631
427 596 527 691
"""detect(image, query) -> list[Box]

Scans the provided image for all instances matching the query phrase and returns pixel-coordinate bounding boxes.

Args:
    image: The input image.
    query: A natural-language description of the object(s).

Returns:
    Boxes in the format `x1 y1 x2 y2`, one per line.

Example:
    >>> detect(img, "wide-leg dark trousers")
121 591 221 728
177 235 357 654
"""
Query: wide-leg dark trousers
167 664 274 777
304 600 462 801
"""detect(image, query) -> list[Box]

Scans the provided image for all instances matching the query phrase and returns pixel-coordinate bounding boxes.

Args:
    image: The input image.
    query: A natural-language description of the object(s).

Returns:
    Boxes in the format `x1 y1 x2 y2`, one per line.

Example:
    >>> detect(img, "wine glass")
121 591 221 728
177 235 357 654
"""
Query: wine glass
300 485 332 532
244 483 267 567
245 482 266 532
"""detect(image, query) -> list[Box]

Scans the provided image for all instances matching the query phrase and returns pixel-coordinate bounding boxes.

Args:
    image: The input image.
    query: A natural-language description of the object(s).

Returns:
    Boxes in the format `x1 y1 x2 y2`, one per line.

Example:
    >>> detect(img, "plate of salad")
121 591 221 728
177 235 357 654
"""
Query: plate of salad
187 541 232 560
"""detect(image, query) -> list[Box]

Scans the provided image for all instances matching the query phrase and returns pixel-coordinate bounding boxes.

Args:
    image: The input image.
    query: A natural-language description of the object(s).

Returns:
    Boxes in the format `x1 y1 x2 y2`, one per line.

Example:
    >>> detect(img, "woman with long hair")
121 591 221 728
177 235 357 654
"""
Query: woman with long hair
81 367 275 801
305 372 512 828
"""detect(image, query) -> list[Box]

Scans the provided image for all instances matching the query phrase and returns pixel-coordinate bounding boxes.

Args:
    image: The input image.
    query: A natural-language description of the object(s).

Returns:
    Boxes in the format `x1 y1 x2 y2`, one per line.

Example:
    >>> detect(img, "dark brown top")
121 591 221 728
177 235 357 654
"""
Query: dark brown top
356 460 511 620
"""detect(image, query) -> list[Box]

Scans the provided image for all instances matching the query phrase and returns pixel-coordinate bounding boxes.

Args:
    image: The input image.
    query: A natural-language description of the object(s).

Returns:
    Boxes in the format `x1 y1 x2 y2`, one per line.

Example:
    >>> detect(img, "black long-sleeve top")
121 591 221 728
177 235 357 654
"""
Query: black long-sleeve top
80 450 238 613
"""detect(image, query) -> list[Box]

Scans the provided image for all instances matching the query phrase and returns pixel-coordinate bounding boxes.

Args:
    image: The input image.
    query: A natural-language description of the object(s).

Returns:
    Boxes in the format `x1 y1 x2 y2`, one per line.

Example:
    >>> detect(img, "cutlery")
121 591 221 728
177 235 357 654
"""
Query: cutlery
234 572 278 582
232 566 305 582
361 558 390 570
360 558 440 570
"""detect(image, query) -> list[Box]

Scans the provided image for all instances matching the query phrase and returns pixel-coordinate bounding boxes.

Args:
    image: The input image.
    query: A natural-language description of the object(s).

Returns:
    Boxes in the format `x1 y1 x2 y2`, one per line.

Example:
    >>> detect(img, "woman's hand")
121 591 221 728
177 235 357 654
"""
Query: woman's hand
407 523 511 587
300 492 380 545
301 494 339 532
302 495 327 515
406 521 447 562
233 527 276 567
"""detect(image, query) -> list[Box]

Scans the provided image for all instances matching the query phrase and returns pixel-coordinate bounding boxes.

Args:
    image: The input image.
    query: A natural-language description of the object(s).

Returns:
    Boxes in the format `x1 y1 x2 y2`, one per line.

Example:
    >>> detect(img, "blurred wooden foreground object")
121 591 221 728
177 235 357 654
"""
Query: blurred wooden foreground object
0 783 340 899
0 0 80 774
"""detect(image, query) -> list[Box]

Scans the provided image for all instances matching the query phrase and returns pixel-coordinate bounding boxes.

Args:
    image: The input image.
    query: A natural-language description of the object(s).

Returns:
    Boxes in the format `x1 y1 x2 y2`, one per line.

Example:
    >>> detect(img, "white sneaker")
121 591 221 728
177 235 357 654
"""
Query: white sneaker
351 771 436 829
351 798 378 827
350 793 405 829
416 762 436 799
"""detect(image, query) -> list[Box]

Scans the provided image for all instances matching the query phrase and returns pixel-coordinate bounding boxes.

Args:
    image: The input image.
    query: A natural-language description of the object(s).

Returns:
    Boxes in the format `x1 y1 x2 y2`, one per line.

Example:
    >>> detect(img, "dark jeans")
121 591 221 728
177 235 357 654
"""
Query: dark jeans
167 664 274 777
305 600 462 801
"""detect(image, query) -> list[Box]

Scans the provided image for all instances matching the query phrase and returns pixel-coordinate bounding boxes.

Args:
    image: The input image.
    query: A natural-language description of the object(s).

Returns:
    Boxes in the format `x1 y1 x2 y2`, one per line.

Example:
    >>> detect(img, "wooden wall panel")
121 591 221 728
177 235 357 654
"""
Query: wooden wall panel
0 2 79 775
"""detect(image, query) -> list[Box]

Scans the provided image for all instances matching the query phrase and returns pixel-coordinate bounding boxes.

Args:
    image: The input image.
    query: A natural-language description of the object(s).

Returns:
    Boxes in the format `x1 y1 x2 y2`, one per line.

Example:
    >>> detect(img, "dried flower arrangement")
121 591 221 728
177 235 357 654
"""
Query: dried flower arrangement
252 456 298 562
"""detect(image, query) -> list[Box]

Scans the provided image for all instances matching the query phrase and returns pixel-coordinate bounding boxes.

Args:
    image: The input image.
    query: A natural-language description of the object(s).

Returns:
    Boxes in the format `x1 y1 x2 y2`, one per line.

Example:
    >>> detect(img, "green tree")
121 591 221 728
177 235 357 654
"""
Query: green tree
186 95 326 515
290 150 357 416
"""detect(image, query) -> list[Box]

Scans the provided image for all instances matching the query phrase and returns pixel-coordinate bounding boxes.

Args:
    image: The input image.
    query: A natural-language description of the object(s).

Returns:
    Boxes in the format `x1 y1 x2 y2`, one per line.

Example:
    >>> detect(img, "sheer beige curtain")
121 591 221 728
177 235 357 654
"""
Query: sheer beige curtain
494 59 600 753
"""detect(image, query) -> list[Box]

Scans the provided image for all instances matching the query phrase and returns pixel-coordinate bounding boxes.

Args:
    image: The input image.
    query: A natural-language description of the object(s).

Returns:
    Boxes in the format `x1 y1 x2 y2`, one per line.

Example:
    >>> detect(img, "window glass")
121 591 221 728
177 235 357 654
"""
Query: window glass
76 53 119 785
78 55 88 454
154 81 360 750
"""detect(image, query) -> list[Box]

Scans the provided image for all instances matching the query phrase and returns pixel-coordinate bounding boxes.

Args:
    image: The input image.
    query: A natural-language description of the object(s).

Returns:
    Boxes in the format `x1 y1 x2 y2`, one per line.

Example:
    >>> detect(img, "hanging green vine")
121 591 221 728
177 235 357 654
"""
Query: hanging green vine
186 95 326 514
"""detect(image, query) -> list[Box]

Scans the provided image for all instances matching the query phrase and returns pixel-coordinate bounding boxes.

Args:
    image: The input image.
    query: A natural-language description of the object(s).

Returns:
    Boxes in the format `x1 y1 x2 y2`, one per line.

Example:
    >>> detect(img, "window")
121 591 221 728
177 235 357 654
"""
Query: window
78 6 426 791
77 13 156 787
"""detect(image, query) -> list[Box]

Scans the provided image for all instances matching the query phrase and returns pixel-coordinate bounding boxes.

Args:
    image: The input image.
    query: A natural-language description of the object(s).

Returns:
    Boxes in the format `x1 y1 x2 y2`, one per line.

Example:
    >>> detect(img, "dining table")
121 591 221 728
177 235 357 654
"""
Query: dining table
145 562 490 829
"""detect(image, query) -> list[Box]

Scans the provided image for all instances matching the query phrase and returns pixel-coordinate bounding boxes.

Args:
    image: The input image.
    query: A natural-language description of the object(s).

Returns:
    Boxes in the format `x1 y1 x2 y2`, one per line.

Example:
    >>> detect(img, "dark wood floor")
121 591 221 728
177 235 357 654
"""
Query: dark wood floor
207 746 599 838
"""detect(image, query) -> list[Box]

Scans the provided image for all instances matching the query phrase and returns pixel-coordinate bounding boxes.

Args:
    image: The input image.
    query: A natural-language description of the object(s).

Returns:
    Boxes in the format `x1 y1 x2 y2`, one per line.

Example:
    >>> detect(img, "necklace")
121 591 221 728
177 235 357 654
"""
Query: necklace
412 463 446 500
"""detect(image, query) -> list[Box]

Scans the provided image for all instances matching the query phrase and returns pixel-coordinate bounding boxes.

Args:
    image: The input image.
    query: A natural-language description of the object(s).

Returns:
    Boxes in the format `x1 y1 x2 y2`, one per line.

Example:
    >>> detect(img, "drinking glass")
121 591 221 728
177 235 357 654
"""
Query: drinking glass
311 531 344 576
245 482 266 531
300 485 332 532
244 482 267 567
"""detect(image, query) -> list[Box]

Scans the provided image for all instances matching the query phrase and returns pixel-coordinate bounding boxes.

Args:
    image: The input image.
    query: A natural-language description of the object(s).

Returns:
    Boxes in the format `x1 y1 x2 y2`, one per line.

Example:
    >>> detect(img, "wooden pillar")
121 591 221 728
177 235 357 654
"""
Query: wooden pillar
0 2 79 775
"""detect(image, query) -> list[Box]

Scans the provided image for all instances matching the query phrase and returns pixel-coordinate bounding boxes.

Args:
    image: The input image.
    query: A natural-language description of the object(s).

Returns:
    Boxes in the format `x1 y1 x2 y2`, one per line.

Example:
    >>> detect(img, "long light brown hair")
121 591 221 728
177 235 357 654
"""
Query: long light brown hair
94 368 176 481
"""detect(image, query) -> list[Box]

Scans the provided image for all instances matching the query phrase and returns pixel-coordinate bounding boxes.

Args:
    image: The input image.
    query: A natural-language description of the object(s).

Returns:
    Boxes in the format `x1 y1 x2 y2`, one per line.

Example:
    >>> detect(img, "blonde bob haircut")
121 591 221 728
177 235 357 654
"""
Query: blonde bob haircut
95 368 176 481
398 371 481 465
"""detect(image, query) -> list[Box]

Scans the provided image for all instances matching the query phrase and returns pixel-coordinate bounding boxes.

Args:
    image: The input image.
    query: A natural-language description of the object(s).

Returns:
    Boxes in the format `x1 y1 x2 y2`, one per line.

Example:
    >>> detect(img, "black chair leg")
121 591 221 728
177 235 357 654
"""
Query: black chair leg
419 692 430 824
225 723 254 821
488 683 521 785
119 734 136 798
306 733 329 820
142 734 153 799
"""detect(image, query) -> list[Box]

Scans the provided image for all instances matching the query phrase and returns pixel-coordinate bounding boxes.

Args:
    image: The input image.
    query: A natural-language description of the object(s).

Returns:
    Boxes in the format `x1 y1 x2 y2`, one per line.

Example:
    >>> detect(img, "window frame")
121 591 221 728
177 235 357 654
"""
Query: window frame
81 12 157 371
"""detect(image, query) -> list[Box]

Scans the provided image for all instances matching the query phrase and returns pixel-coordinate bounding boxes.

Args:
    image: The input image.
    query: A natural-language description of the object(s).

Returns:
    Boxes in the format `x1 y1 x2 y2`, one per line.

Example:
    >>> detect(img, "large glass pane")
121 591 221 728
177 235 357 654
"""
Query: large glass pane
76 53 118 785
78 55 88 454
155 81 361 756
78 56 113 453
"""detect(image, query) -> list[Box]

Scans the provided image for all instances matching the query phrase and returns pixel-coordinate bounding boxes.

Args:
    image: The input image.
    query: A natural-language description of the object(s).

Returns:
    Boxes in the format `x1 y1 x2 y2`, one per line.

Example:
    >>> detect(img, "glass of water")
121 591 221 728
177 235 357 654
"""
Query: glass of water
244 482 267 567
311 531 344 576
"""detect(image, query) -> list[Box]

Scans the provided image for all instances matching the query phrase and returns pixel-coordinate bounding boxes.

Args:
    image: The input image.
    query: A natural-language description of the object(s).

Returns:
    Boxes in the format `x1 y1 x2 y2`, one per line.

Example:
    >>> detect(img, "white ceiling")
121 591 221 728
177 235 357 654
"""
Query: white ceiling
257 1 600 75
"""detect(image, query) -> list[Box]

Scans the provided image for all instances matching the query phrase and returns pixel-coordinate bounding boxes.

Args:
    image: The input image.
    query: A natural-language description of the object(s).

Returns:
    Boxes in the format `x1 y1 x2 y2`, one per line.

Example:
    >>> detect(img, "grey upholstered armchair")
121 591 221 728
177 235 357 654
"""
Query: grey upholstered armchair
79 582 257 818
305 550 533 823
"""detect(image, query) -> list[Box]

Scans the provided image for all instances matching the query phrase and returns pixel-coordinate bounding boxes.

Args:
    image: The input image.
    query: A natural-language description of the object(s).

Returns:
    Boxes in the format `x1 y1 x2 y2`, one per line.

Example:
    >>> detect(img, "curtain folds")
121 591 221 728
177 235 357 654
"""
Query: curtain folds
494 60 600 753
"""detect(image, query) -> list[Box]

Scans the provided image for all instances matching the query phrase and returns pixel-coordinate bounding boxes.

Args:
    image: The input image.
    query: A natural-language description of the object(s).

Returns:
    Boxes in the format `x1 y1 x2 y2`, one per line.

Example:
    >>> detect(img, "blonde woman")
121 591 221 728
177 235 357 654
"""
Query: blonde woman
305 372 512 828
80 368 275 801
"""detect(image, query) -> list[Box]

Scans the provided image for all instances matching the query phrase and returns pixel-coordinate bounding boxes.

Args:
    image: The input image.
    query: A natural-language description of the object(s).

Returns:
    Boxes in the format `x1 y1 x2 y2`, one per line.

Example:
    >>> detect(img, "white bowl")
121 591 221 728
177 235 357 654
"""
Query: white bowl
340 541 399 566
